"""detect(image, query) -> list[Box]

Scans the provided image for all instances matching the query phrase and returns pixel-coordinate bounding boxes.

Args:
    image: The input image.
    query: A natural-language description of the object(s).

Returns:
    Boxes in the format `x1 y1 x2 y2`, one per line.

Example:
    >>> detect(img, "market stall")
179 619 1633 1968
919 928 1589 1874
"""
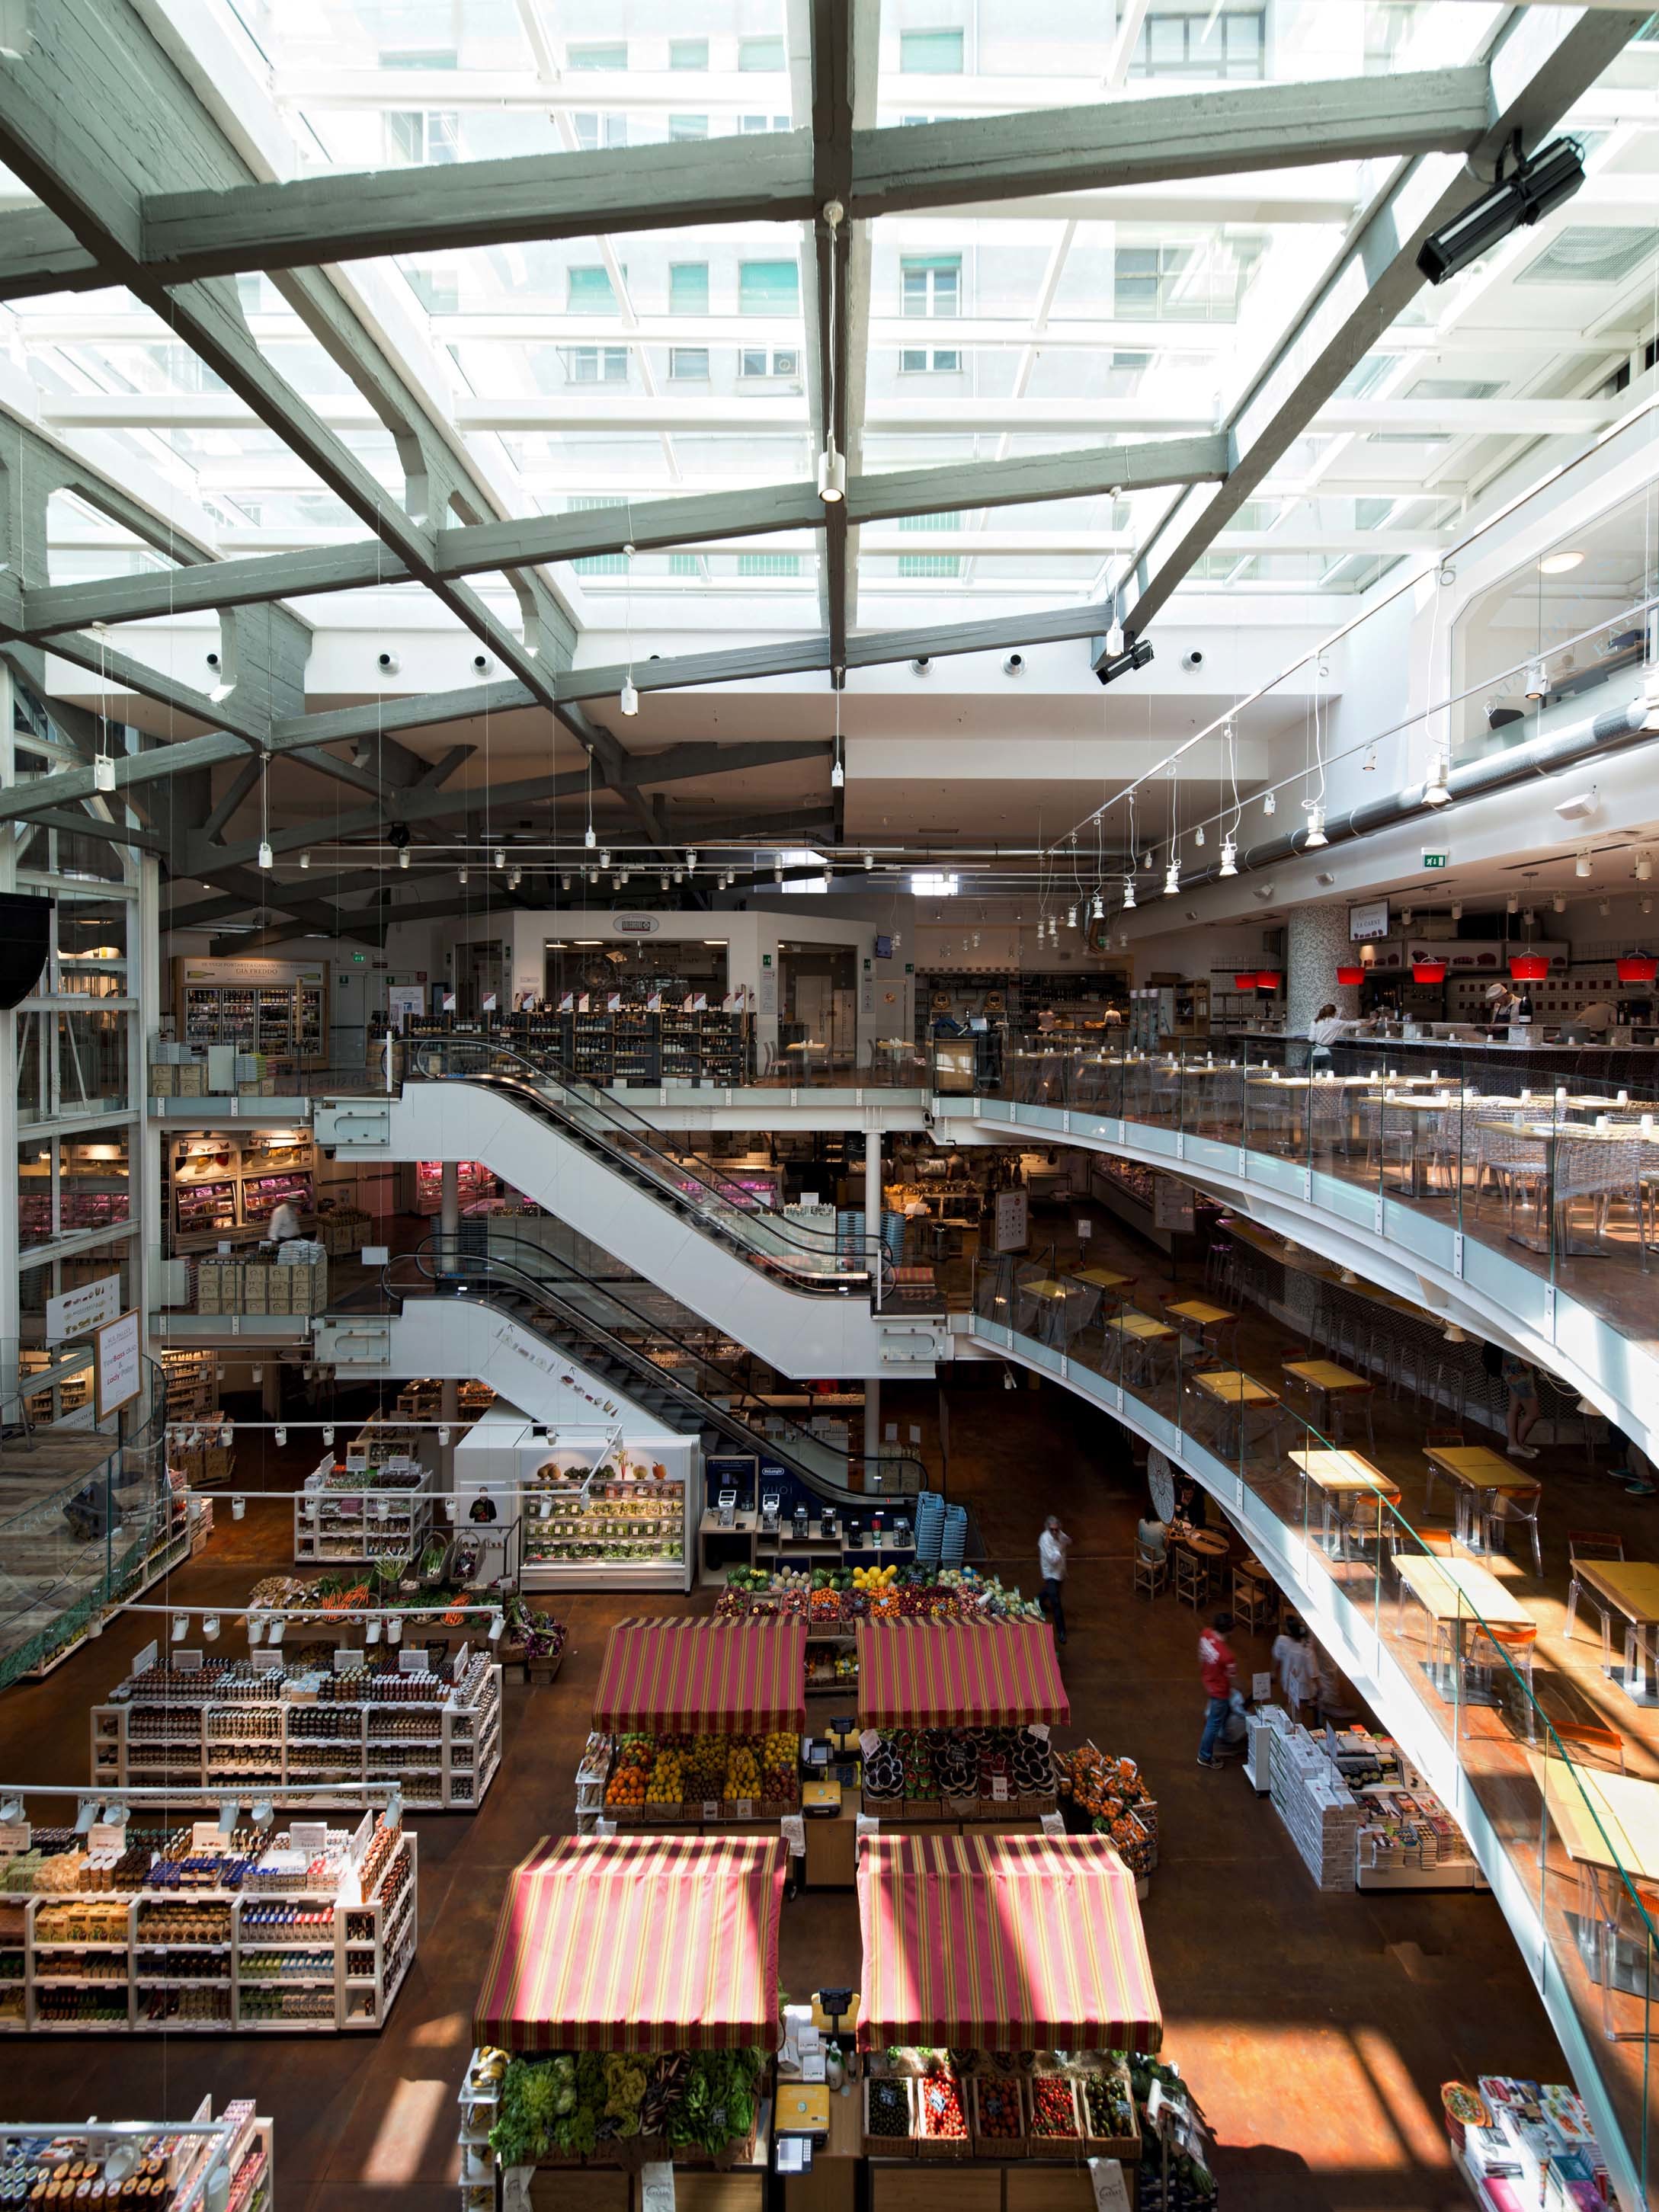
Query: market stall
854 1831 1194 2208
1 2105 273 2212
463 1833 782 2212
584 1617 805 1832
856 1617 1068 1823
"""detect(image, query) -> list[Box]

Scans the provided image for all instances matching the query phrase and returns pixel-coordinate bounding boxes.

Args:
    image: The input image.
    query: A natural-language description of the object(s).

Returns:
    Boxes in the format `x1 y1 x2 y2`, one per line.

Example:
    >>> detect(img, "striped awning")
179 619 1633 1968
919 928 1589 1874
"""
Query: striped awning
473 1833 786 2052
592 1615 808 1730
857 1832 1161 2051
856 1618 1069 1727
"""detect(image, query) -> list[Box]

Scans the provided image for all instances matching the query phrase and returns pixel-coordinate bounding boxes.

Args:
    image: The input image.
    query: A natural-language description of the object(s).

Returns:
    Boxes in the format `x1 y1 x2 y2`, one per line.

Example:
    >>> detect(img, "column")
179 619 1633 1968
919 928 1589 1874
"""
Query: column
440 1158 459 1272
1286 906 1356 1042
864 1128 882 1307
864 1374 882 1493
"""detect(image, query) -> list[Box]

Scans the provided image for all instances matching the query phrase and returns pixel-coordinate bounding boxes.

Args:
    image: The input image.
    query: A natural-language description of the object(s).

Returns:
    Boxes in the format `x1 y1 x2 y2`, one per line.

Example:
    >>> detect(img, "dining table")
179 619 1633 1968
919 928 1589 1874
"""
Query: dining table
1565 1557 1659 1706
1166 1297 1237 1356
1283 1357 1376 1448
1190 1367 1280 1458
1531 1753 1659 2038
1289 1448 1401 1558
1423 1442 1542 1554
1394 1550 1532 1701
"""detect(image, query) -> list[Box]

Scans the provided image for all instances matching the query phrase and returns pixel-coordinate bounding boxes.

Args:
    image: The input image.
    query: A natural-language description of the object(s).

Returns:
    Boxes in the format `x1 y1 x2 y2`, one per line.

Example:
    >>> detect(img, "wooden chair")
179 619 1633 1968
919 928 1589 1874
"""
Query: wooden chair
1462 1621 1540 1740
1173 1545 1206 1611
1231 1562 1276 1633
1551 1721 1626 1774
1133 1540 1168 1601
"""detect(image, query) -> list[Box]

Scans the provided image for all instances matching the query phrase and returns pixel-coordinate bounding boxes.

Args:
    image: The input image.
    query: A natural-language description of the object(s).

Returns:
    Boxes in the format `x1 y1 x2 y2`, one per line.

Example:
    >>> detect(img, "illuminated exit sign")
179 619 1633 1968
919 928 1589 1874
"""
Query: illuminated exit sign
1420 850 1449 869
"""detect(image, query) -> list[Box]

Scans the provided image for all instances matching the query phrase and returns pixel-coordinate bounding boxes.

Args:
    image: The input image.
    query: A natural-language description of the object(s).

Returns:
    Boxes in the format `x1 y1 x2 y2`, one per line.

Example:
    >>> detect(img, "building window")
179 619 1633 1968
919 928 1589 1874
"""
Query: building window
739 347 802 379
668 263 709 316
900 347 962 373
568 41 626 69
898 512 962 532
1113 239 1259 321
741 114 792 133
385 109 460 165
562 347 629 383
568 265 620 312
405 263 460 313
567 497 629 577
738 36 786 69
739 259 800 314
902 254 960 319
668 114 708 140
738 552 802 577
669 552 703 577
668 38 707 69
897 553 961 578
1130 7 1265 79
669 347 709 379
1363 3 1424 70
572 113 628 149
899 28 964 71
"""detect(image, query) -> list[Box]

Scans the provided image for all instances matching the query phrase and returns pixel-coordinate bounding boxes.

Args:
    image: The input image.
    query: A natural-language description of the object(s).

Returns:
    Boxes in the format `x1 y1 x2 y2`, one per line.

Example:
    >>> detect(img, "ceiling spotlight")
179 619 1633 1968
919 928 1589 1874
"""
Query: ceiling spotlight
821 868 833 889
831 757 844 789
1362 744 1377 773
773 856 784 881
584 824 596 849
601 850 611 870
1193 824 1205 847
399 847 410 869
1638 856 1653 882
863 851 874 870
201 1615 219 1641
1525 659 1548 702
818 440 847 502
1451 902 1462 920
619 867 630 885
1600 898 1612 917
561 872 571 891
495 847 505 869
510 870 521 889
620 677 639 717
1552 892 1565 912
171 1612 188 1641
1163 863 1180 896
257 840 273 870
1090 892 1103 920
1401 906 1414 925
1003 654 1025 677
1066 904 1078 929
1577 853 1593 879
1645 897 1654 916
1122 878 1137 911
1422 753 1450 807
458 866 469 885
1263 790 1276 817
1304 806 1327 849
1104 621 1125 658
660 871 669 890
1415 134 1586 286
1219 837 1238 879
275 1426 287 1446
1504 895 1516 915
686 850 698 872
299 852 310 870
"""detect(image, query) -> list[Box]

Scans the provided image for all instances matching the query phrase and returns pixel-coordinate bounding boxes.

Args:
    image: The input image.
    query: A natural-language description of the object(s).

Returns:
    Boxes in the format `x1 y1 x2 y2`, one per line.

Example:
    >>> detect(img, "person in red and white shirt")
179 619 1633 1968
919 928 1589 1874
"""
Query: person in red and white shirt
1196 1612 1237 1768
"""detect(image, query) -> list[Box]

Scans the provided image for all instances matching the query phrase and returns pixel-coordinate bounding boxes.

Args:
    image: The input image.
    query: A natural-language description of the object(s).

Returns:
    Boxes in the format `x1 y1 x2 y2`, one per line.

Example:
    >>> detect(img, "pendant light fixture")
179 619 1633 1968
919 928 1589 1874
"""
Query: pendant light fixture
1104 619 1125 659
1122 877 1137 911
1163 860 1180 896
1422 751 1450 807
1219 837 1238 878
817 202 847 502
299 852 310 871
1304 805 1327 848
620 536 639 715
830 671 844 788
1262 789 1276 816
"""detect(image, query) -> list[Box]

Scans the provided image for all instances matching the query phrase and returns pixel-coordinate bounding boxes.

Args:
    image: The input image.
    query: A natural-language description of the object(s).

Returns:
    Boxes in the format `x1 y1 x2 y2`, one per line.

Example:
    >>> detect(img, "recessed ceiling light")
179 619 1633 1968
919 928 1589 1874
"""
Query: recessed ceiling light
1539 550 1585 575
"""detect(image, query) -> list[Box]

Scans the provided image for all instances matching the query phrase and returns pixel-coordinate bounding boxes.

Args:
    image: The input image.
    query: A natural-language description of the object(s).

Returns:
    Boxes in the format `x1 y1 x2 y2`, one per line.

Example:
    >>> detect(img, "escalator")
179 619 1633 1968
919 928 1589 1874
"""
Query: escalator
383 1234 926 1511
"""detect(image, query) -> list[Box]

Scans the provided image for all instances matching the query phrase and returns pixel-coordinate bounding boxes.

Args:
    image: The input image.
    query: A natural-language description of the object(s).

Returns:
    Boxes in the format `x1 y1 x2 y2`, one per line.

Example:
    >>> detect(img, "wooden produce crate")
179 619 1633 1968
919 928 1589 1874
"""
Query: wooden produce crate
1076 2057 1141 2162
911 2074 972 2160
969 2073 1028 2159
1026 2076 1086 2162
863 2076 917 2159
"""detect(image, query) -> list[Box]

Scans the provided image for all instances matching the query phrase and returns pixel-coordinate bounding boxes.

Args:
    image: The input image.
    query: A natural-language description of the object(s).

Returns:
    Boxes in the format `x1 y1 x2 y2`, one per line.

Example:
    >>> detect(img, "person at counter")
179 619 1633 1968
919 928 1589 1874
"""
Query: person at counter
1307 1003 1368 1069
1484 981 1521 1029
1575 998 1618 1036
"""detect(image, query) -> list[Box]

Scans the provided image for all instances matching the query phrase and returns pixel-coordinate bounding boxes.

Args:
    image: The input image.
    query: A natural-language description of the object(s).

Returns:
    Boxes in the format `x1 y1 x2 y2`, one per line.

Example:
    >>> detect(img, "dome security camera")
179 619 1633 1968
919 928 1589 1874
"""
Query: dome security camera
910 657 931 676
1003 653 1025 677
1180 648 1205 671
204 650 221 670
472 652 494 675
376 649 401 675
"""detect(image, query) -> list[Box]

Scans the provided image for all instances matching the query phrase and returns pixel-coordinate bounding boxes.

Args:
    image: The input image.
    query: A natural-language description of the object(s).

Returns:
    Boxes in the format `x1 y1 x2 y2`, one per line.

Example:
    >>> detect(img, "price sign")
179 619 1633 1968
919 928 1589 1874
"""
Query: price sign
991 1774 1009 1802
175 1650 203 1673
1029 1722 1050 1743
640 2160 676 2212
334 1649 364 1673
397 1649 431 1674
1089 2160 1132 2212
702 1800 719 1823
736 1797 754 1820
1251 1672 1271 1703
88 1823 127 1852
780 1814 806 1858
290 1823 328 1854
0 1823 32 1857
1041 1811 1065 1836
858 1729 879 1759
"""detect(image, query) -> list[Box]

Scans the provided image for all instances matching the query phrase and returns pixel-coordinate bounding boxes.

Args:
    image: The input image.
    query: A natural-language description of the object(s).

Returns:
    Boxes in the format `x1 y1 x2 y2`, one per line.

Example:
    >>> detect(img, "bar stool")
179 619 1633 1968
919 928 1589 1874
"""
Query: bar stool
1231 1561 1276 1633
1174 1544 1207 1610
1134 1540 1168 1601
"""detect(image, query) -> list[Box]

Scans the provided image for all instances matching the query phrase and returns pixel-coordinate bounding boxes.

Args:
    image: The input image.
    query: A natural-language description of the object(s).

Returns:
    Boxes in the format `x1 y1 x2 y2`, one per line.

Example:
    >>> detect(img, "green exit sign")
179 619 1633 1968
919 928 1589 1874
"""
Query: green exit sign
1421 850 1449 869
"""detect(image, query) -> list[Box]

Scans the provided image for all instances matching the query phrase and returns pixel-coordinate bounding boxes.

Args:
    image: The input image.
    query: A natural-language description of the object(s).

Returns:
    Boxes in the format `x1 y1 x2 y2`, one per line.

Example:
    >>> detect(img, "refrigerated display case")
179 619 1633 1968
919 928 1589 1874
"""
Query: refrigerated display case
172 959 328 1068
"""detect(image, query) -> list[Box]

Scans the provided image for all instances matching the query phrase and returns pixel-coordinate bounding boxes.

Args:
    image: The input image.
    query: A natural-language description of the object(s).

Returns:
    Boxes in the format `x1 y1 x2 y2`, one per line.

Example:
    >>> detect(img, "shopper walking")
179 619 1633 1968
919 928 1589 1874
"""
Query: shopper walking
1038 1515 1071 1646
1196 1611 1237 1768
266 1199 302 1247
1502 1353 1542 1460
1271 1615 1318 1724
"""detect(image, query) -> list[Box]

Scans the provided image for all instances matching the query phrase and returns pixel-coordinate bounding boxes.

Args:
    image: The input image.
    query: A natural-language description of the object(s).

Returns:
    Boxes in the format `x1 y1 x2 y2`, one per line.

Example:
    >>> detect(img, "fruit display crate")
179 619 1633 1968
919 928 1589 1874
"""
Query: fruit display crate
91 1659 502 1813
293 1458 434 1565
0 1827 416 2035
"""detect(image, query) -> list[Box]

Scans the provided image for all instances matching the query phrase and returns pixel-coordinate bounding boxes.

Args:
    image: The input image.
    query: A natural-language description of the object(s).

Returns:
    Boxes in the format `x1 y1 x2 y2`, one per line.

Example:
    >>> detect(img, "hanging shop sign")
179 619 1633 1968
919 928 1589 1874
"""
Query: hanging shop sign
46 1272 121 1346
94 1308 143 1421
994 1189 1030 1253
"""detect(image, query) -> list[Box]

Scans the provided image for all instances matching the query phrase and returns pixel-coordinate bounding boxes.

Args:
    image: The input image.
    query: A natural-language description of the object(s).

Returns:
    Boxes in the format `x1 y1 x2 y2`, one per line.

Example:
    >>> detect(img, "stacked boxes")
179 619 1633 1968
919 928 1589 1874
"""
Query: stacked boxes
168 1419 235 1488
1268 1724 1362 1891
193 1248 328 1317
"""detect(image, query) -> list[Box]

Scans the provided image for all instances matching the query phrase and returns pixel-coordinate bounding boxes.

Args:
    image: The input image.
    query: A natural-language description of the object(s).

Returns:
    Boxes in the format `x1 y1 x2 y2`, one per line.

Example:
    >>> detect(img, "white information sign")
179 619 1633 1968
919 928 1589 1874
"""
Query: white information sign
46 1272 120 1346
994 1188 1030 1254
386 984 423 1030
290 1822 328 1854
1089 2159 1133 2212
94 1309 142 1420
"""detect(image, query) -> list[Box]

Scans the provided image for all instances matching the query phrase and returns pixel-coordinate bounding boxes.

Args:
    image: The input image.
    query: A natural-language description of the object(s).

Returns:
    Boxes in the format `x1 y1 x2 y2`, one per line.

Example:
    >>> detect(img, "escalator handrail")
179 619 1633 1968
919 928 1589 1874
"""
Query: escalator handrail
405 1034 891 1297
383 1237 924 1503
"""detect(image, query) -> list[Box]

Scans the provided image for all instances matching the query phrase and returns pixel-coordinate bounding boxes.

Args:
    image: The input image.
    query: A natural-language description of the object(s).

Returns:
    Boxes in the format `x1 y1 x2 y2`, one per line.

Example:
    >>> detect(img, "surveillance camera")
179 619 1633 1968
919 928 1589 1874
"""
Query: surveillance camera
322 1145 336 1160
472 653 493 675
376 650 401 675
1003 654 1024 677
1180 648 1204 671
910 657 931 676
204 650 221 670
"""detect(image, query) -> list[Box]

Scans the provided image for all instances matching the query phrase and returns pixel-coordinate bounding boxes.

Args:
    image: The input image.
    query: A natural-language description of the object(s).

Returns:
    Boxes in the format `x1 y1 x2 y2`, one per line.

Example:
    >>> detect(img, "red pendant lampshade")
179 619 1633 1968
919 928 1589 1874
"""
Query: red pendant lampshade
1509 952 1549 982
1412 959 1447 984
1234 972 1259 991
1336 965 1364 987
1254 970 1280 991
1617 952 1657 984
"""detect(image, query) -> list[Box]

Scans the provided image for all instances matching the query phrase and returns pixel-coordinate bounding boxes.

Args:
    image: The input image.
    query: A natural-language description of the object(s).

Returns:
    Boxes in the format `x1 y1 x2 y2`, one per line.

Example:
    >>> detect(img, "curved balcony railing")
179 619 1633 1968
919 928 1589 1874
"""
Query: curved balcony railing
968 1247 1654 2206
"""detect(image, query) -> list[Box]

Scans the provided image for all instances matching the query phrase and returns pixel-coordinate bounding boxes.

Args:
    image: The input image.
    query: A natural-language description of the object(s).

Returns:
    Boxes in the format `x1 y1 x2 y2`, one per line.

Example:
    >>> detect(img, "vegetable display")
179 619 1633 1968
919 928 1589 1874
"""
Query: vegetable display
716 1563 1042 1625
489 2047 767 2166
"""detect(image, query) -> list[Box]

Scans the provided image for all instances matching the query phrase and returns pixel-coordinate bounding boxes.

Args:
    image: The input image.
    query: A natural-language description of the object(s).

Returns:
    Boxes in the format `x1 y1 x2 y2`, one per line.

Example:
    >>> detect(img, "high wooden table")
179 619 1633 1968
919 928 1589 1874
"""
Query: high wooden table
1423 1442 1543 1555
1565 1558 1659 1706
1289 1448 1400 1558
1103 1309 1177 1385
1531 1753 1659 2041
1394 1550 1532 1700
1282 1357 1376 1448
1190 1367 1279 1458
1166 1298 1237 1356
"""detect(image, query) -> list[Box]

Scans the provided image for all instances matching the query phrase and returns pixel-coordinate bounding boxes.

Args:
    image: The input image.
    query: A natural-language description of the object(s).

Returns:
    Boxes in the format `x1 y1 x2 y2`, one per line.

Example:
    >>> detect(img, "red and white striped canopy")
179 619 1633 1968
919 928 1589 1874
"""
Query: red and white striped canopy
856 1617 1069 1727
592 1615 807 1731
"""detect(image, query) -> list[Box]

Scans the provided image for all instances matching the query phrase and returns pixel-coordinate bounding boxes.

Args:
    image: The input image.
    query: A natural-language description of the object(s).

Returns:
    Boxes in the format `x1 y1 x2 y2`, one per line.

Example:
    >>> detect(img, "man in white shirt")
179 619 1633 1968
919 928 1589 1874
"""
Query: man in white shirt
1038 1515 1071 1645
1576 999 1617 1035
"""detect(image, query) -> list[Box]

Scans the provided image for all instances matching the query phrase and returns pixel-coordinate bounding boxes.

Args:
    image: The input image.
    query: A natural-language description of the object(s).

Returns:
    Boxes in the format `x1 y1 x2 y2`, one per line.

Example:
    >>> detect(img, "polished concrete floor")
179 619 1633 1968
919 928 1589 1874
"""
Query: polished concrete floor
0 1359 1577 2212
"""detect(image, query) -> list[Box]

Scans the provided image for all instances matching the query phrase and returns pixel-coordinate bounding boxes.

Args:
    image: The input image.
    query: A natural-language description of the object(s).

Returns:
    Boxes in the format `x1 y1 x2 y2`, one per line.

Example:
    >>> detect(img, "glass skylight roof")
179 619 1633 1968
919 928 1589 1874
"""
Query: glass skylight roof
4 0 1656 639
